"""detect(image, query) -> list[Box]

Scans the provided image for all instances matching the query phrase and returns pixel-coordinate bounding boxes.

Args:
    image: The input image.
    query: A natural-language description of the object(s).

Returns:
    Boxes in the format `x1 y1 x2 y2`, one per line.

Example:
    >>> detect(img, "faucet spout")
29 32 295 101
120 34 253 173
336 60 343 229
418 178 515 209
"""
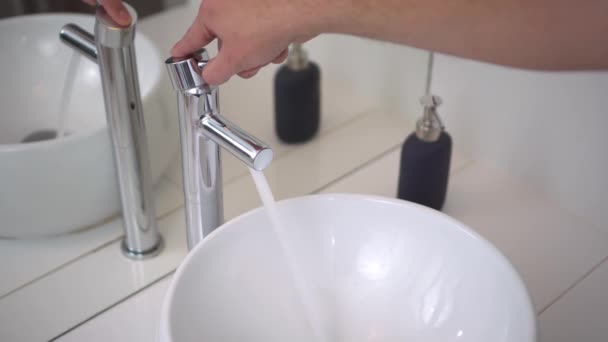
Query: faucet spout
201 113 273 171
166 49 273 250
58 3 162 259
59 24 98 62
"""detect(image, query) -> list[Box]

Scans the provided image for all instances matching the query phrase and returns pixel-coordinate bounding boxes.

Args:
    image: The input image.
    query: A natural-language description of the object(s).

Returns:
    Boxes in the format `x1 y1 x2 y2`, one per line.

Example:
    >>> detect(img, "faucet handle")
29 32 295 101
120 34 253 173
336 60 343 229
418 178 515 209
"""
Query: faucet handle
95 3 137 48
165 49 211 93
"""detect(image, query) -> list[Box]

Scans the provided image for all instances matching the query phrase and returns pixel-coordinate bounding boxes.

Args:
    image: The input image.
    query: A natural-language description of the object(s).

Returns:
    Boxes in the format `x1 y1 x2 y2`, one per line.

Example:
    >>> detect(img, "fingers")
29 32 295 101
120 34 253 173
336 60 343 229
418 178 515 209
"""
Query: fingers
237 49 287 79
273 49 288 64
202 47 241 85
171 7 215 57
238 49 287 78
238 67 261 79
206 47 289 84
99 0 131 26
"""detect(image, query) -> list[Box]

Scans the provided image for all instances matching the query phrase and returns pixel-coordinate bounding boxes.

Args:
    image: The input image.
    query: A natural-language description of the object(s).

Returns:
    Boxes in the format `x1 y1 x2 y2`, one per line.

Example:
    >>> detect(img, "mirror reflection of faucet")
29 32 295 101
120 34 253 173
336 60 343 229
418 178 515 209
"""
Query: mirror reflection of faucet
59 3 163 259
165 49 273 250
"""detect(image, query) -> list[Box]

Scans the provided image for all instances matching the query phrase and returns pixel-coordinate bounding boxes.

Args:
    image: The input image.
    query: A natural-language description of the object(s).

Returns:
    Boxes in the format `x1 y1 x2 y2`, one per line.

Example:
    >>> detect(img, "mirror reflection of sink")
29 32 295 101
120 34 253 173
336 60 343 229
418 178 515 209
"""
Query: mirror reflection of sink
159 194 536 342
0 14 177 238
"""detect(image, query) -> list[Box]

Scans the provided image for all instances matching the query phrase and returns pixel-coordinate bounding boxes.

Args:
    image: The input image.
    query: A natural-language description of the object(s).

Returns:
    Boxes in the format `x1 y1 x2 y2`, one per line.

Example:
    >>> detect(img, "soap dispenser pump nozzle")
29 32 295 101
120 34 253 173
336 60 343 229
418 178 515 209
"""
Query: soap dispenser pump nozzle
416 94 444 142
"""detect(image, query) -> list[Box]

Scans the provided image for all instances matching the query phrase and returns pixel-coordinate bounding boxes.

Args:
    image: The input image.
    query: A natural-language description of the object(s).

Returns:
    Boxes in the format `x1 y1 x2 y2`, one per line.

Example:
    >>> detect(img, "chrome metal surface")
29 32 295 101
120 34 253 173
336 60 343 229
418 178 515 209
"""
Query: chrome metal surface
59 24 98 62
95 3 137 48
416 94 444 142
166 48 273 250
425 52 434 95
121 236 164 260
201 114 273 171
59 2 161 258
177 93 223 249
165 49 210 93
287 43 309 71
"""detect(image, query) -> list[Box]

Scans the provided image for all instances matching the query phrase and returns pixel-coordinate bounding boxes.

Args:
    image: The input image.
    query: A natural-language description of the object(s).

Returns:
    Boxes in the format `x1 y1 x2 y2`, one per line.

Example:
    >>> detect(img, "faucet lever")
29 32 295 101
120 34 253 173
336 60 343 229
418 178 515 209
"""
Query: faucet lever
165 49 210 93
59 3 162 259
165 49 273 250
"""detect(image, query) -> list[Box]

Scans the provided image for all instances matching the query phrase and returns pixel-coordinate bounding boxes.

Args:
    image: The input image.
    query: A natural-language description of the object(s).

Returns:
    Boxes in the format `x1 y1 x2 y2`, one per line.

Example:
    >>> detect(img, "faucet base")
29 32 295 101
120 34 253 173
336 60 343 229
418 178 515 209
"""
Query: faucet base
121 236 164 260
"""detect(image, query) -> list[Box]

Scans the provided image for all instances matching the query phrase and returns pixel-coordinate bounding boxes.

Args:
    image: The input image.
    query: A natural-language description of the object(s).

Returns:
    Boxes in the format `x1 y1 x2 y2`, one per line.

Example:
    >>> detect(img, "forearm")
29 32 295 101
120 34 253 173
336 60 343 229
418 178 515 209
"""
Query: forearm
323 0 608 70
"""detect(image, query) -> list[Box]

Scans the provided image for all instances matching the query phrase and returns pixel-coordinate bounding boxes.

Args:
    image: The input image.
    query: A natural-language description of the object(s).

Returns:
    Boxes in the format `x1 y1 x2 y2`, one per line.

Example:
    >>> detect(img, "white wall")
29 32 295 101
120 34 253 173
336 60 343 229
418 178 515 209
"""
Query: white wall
306 35 428 117
432 54 608 231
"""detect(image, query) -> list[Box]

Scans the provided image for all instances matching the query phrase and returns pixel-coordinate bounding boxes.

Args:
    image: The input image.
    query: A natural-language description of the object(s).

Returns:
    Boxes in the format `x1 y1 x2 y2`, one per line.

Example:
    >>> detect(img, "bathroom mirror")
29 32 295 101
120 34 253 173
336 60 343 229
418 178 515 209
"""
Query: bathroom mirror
0 1 430 339
0 0 186 20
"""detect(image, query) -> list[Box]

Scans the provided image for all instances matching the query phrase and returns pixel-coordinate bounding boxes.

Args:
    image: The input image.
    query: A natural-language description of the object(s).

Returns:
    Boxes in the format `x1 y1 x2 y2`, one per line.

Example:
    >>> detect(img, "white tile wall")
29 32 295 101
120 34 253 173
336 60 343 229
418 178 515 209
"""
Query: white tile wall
56 159 608 341
433 54 608 232
0 178 182 299
0 107 414 341
319 145 608 315
0 208 188 342
57 277 172 342
538 259 608 342
431 56 608 340
443 163 608 313
319 148 470 196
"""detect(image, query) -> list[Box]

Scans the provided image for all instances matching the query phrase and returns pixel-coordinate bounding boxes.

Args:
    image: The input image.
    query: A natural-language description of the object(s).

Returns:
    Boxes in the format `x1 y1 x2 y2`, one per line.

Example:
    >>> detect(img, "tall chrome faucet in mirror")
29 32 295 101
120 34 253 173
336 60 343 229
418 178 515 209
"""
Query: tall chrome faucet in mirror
59 3 162 259
165 49 273 250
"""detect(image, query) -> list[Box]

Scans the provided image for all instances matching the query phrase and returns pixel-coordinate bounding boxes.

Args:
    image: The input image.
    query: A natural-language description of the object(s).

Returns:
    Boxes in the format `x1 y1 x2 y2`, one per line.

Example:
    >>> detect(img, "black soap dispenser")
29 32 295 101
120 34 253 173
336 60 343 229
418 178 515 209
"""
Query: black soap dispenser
274 43 321 143
397 93 452 210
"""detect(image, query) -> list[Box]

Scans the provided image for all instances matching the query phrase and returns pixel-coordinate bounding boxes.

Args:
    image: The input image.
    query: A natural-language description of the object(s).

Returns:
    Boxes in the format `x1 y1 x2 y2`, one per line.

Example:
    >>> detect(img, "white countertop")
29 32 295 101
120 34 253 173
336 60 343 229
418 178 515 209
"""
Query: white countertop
53 157 608 342
2 4 608 341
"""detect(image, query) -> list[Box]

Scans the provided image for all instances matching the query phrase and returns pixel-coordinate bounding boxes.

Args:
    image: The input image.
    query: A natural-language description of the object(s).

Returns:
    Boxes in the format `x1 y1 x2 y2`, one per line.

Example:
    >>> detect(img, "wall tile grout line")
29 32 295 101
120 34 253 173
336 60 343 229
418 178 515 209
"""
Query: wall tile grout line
48 270 176 342
22 110 417 339
444 156 608 319
43 145 472 340
14 108 383 303
0 236 121 302
0 203 184 303
537 253 608 316
311 145 473 196
42 142 405 340
36 138 605 338
167 107 387 190
311 144 403 195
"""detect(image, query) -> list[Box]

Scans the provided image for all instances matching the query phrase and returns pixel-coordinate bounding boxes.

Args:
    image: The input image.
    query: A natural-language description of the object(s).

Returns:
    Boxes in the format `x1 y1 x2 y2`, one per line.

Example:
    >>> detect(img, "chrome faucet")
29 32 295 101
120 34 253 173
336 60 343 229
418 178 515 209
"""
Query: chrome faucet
59 4 162 258
165 49 273 250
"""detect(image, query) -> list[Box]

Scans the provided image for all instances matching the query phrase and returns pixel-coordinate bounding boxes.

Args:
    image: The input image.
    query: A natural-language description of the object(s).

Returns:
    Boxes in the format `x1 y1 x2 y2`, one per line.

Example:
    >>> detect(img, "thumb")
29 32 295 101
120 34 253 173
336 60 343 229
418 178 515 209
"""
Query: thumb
202 48 241 86
99 0 132 26
171 8 214 57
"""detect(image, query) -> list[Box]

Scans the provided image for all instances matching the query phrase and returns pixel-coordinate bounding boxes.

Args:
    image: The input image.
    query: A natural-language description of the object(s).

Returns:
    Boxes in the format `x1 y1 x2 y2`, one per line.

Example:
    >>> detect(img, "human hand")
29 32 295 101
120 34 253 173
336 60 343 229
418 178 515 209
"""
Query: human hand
171 0 330 85
81 0 132 26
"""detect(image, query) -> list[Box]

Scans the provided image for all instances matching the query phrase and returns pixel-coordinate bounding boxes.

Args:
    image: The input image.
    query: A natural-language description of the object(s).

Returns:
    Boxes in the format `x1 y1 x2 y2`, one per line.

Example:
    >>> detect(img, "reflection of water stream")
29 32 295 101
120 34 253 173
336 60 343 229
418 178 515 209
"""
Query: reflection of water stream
56 51 81 139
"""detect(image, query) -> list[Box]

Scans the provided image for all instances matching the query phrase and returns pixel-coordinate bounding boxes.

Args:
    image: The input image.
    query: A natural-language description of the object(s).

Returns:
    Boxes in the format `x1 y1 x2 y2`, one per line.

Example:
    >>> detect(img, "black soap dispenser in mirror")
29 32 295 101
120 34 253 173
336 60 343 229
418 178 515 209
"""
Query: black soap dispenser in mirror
274 43 320 143
397 93 452 210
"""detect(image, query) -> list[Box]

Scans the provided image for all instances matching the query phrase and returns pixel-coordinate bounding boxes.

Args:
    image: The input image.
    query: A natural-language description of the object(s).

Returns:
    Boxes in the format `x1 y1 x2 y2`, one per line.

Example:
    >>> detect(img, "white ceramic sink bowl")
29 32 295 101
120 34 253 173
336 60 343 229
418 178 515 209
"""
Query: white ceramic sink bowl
0 14 178 237
160 194 536 342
